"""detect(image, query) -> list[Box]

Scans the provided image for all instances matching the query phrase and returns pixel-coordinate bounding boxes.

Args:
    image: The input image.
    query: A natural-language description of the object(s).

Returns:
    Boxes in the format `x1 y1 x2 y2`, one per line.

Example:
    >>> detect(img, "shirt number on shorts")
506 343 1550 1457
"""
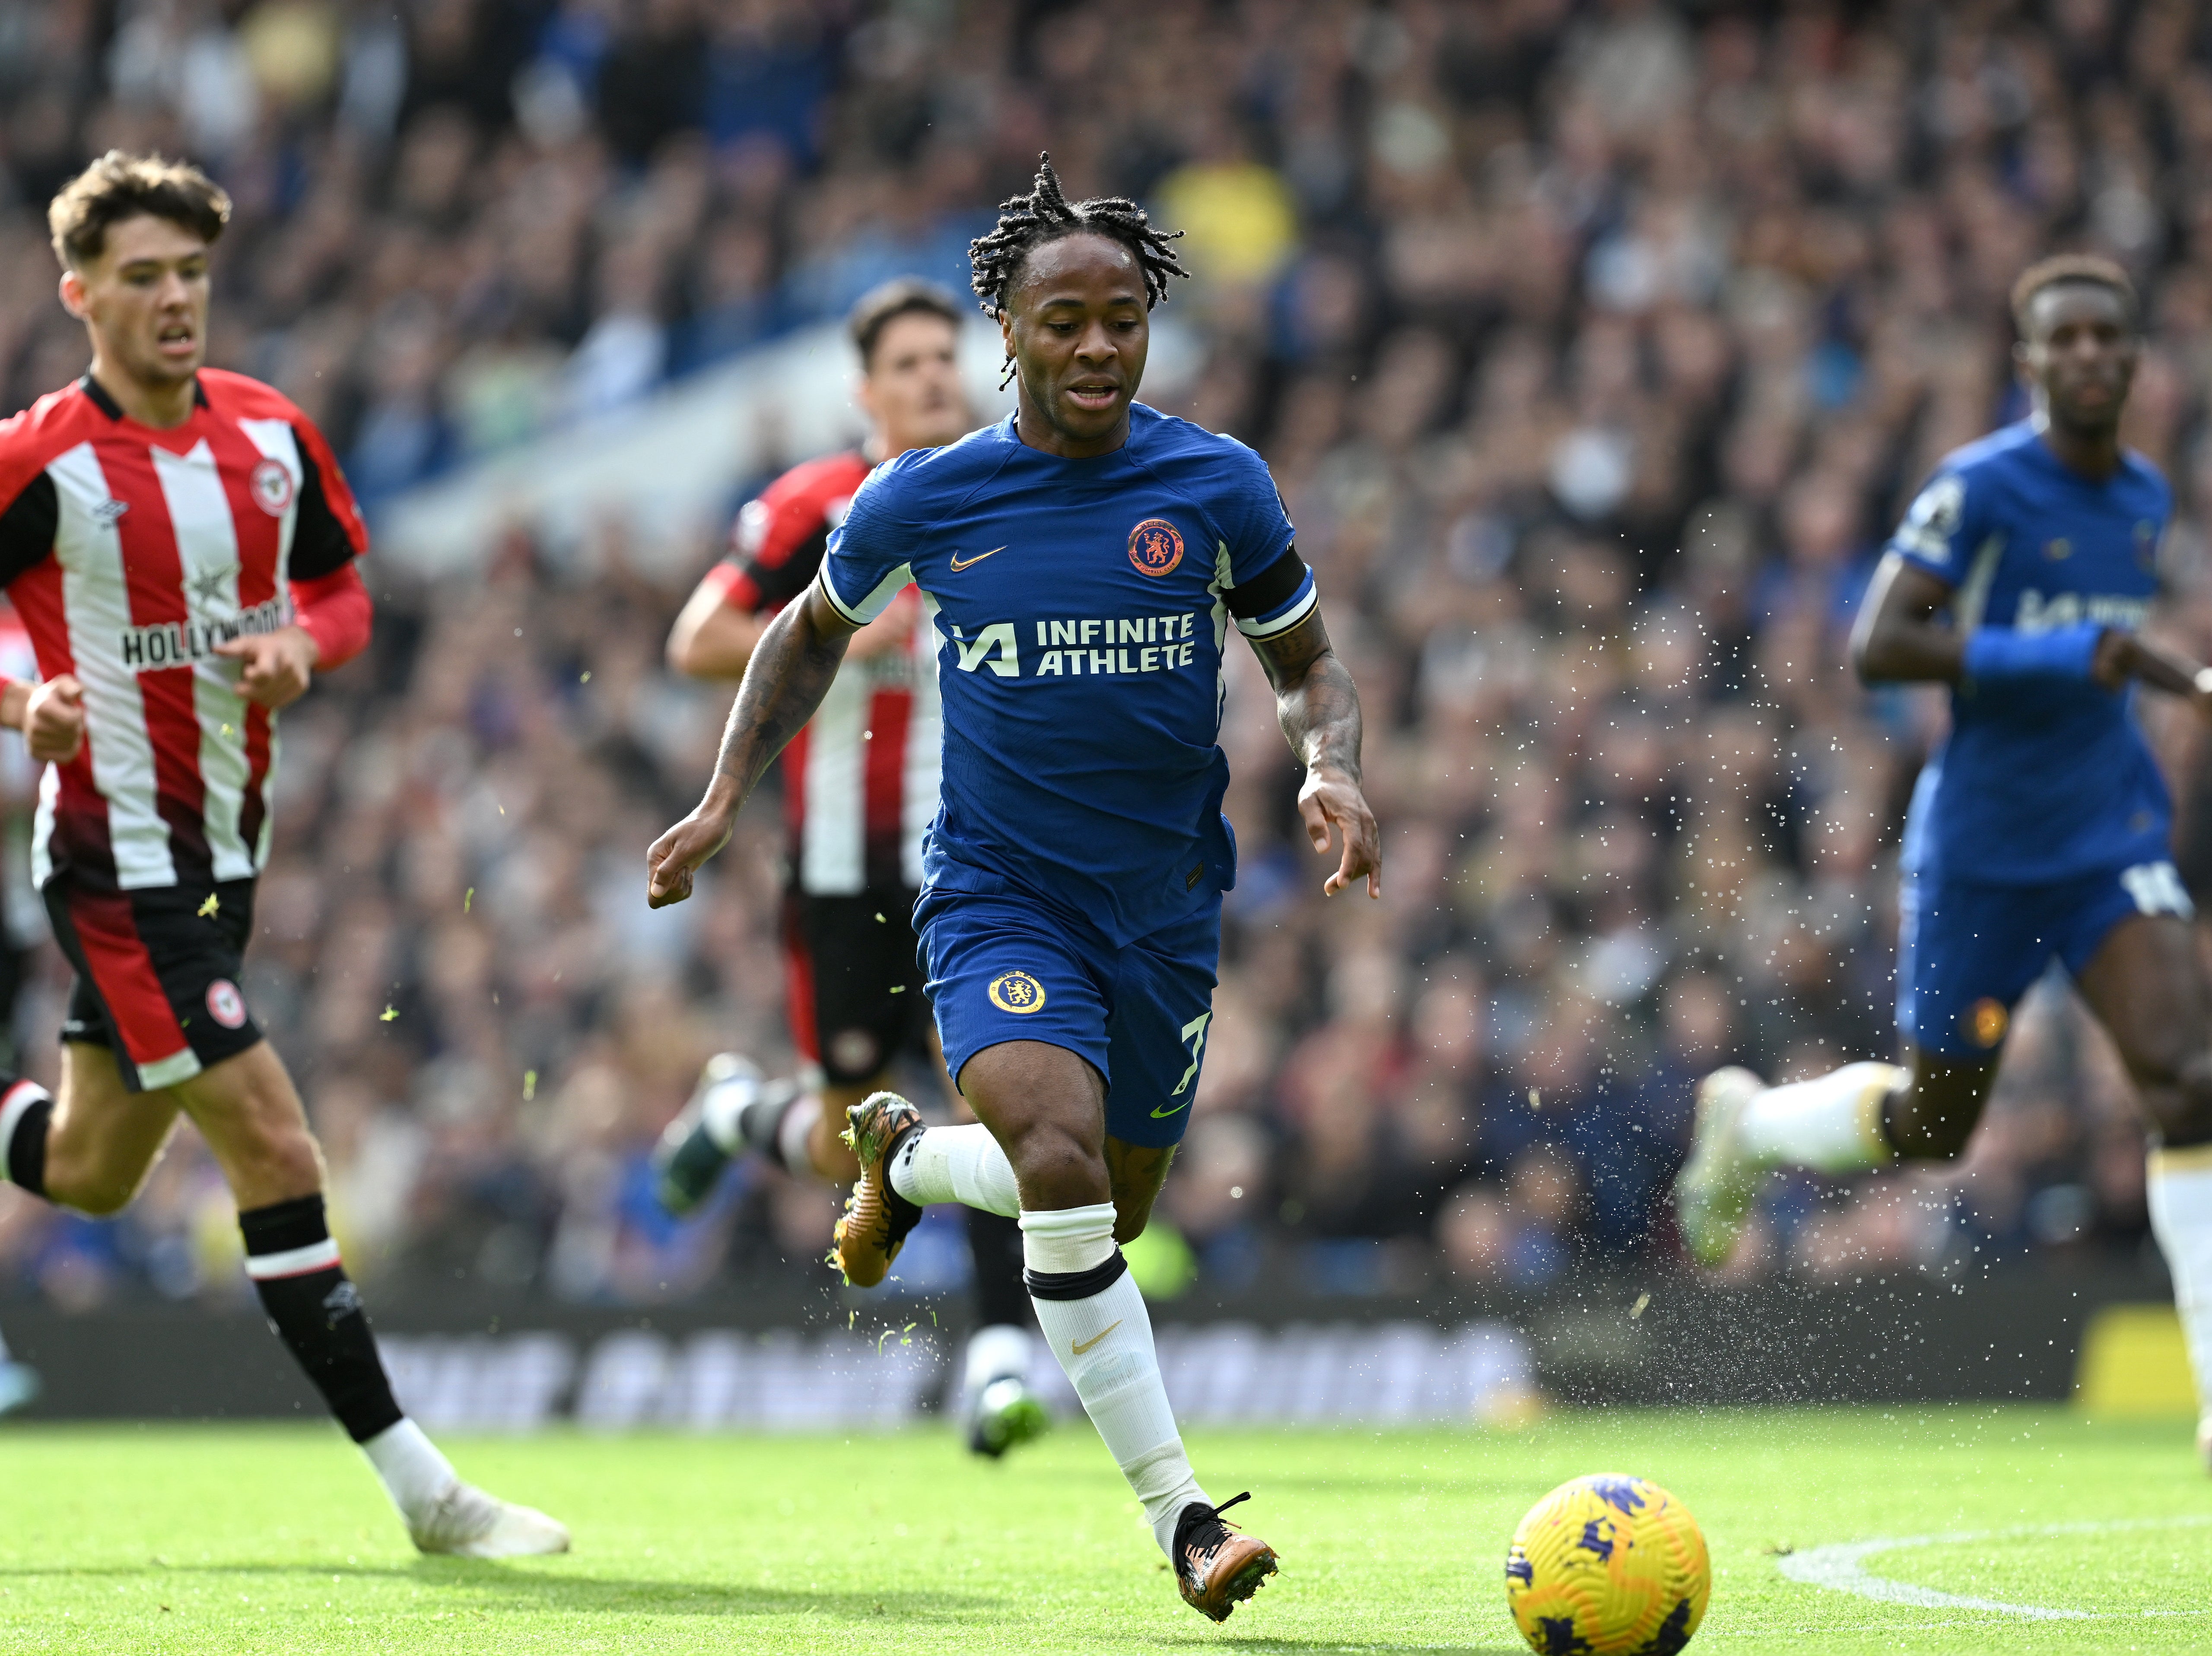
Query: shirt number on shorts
1169 1010 1213 1098
2121 861 2195 919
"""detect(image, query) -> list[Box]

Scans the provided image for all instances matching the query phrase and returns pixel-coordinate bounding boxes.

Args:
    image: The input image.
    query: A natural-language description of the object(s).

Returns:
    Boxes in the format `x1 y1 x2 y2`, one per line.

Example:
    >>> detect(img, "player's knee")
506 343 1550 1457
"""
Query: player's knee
266 1132 324 1197
55 1176 134 1216
220 1119 324 1202
1004 1119 1106 1208
41 1149 143 1216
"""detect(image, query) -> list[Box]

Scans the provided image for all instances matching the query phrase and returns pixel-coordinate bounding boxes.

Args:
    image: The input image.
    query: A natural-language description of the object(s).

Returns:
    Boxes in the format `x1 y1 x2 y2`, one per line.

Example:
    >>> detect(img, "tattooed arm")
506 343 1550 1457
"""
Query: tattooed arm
647 585 858 907
1249 607 1382 898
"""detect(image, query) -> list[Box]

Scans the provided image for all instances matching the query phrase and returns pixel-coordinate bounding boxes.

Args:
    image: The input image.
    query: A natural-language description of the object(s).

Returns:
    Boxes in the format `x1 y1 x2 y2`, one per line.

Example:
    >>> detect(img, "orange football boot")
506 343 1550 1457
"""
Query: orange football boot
1174 1492 1278 1622
832 1092 925 1287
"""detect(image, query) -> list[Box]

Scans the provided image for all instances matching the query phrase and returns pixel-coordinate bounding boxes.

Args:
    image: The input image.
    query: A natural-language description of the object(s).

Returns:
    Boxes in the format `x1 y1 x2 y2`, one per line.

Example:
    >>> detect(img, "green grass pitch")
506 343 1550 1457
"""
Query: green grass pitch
3 1407 2211 1653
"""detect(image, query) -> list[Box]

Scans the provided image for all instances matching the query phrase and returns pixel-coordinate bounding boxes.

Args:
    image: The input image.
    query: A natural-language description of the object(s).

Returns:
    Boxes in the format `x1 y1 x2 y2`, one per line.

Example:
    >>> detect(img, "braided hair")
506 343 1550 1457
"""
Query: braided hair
969 154 1187 385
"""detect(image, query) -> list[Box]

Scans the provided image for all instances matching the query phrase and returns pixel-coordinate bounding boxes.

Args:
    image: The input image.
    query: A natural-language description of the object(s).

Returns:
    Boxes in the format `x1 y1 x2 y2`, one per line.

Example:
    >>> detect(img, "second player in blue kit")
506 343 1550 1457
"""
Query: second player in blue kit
1673 254 2212 1471
1887 414 2181 1056
648 156 1380 1622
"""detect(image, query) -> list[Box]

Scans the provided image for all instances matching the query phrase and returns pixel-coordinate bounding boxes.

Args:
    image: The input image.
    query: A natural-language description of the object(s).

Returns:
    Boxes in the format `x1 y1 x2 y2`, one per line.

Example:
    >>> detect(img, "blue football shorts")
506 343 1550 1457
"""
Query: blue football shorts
914 881 1221 1149
1897 859 2195 1058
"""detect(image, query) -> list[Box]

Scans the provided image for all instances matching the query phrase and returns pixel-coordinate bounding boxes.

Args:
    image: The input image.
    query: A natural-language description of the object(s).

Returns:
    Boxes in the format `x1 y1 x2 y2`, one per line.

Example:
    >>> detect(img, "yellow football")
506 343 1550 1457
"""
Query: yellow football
1504 1473 1710 1655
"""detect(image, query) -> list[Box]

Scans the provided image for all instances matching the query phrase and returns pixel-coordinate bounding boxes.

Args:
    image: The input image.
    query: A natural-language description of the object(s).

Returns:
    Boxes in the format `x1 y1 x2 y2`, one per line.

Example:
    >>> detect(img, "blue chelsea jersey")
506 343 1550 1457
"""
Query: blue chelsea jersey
1890 420 2173 885
818 404 1314 945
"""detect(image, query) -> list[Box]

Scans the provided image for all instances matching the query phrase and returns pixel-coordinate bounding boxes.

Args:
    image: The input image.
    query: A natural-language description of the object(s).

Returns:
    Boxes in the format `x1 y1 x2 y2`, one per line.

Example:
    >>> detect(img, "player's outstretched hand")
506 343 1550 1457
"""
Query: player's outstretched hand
1298 763 1382 899
215 626 318 709
647 803 734 909
22 674 85 764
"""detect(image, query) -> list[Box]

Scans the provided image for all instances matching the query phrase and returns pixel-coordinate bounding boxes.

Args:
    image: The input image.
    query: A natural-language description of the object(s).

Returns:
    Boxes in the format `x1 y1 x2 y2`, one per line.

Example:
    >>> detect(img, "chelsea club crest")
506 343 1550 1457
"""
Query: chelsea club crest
988 971 1047 1014
1126 518 1184 578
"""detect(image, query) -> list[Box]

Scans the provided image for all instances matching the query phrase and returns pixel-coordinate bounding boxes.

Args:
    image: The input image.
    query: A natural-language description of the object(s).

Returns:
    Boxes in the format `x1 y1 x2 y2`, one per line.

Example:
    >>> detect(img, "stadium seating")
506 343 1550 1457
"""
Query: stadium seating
0 0 2203 1313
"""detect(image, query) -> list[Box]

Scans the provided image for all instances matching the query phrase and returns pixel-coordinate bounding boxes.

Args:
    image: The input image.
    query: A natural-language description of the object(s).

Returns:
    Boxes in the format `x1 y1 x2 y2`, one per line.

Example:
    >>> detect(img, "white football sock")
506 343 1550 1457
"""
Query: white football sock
1736 1062 1901 1174
890 1123 1020 1216
2148 1147 2212 1423
962 1322 1034 1405
697 1071 759 1154
1022 1203 1206 1558
361 1417 460 1523
775 1094 822 1176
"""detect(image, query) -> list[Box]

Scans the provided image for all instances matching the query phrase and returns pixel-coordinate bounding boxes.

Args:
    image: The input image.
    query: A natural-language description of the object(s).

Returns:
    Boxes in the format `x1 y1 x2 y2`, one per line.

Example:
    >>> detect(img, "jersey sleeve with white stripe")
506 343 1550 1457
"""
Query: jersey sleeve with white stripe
817 456 924 626
1195 440 1310 636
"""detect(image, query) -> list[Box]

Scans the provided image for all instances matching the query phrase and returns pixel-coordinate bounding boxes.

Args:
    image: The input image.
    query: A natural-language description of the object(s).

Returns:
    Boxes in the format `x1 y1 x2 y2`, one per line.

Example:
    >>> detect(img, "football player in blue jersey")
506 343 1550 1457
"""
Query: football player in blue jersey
1675 254 2212 1459
647 156 1380 1620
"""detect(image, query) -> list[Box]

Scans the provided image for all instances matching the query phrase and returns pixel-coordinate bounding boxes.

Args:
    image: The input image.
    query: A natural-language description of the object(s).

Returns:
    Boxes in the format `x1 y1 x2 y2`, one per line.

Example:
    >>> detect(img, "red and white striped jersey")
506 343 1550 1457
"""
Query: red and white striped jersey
706 450 939 895
0 371 366 892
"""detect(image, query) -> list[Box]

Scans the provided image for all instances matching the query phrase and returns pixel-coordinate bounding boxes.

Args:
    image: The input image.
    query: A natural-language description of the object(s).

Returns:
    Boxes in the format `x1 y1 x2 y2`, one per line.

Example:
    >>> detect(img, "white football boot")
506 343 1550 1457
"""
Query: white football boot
1672 1066 1767 1269
409 1481 571 1558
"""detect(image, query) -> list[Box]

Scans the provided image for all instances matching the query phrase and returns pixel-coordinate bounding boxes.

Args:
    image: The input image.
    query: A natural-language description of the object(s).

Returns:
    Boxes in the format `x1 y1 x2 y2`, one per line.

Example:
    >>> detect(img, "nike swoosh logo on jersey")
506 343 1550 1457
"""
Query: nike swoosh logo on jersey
947 546 1007 571
1071 1321 1122 1355
1150 1098 1193 1119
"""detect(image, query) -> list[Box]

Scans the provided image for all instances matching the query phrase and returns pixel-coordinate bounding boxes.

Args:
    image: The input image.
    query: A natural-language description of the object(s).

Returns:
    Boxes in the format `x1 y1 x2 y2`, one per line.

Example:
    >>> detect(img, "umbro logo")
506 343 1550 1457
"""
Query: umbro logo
948 545 1006 572
321 1280 363 1327
90 499 128 526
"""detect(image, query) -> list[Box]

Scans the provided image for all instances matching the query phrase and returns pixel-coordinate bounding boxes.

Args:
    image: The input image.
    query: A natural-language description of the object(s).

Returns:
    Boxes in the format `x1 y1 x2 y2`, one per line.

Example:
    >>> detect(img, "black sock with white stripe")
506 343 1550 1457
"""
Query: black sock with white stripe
239 1194 403 1443
0 1078 52 1198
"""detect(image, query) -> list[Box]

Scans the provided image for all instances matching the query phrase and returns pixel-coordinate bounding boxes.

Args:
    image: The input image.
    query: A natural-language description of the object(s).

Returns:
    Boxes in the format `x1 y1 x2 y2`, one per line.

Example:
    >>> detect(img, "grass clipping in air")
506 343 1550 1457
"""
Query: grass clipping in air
1 1408 2209 1652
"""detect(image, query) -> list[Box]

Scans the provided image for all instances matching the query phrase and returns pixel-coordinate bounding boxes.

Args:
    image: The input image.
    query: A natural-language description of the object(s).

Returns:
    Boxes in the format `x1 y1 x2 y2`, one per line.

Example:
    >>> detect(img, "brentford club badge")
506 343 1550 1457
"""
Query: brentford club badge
207 978 248 1030
250 458 294 516
1127 517 1184 578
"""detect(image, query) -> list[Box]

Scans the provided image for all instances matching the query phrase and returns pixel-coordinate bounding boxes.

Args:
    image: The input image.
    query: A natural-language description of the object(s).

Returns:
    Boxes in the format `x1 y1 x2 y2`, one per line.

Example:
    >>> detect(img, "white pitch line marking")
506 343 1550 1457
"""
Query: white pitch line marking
1777 1514 2212 1620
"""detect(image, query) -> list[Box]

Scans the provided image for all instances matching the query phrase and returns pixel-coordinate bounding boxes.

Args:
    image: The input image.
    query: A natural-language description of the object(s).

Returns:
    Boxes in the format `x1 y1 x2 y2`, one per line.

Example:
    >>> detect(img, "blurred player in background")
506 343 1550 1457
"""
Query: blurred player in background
0 153 566 1552
652 278 1046 1458
648 156 1382 1621
1675 255 2212 1462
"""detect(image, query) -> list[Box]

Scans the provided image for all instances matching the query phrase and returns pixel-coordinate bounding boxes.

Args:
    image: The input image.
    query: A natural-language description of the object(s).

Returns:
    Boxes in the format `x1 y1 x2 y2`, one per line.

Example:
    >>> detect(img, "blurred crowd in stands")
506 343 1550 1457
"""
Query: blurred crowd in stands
3 0 2211 1311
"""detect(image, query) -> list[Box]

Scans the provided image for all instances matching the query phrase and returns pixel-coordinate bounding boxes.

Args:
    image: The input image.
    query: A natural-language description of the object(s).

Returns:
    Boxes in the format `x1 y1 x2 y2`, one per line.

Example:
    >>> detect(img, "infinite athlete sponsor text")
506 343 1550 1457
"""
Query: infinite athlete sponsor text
119 595 290 670
946 611 1205 679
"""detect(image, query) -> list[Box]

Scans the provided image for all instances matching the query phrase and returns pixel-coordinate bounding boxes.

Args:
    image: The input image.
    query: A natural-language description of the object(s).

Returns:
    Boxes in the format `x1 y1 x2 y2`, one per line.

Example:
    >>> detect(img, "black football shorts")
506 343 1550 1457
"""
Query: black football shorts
780 887 933 1087
46 875 264 1093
